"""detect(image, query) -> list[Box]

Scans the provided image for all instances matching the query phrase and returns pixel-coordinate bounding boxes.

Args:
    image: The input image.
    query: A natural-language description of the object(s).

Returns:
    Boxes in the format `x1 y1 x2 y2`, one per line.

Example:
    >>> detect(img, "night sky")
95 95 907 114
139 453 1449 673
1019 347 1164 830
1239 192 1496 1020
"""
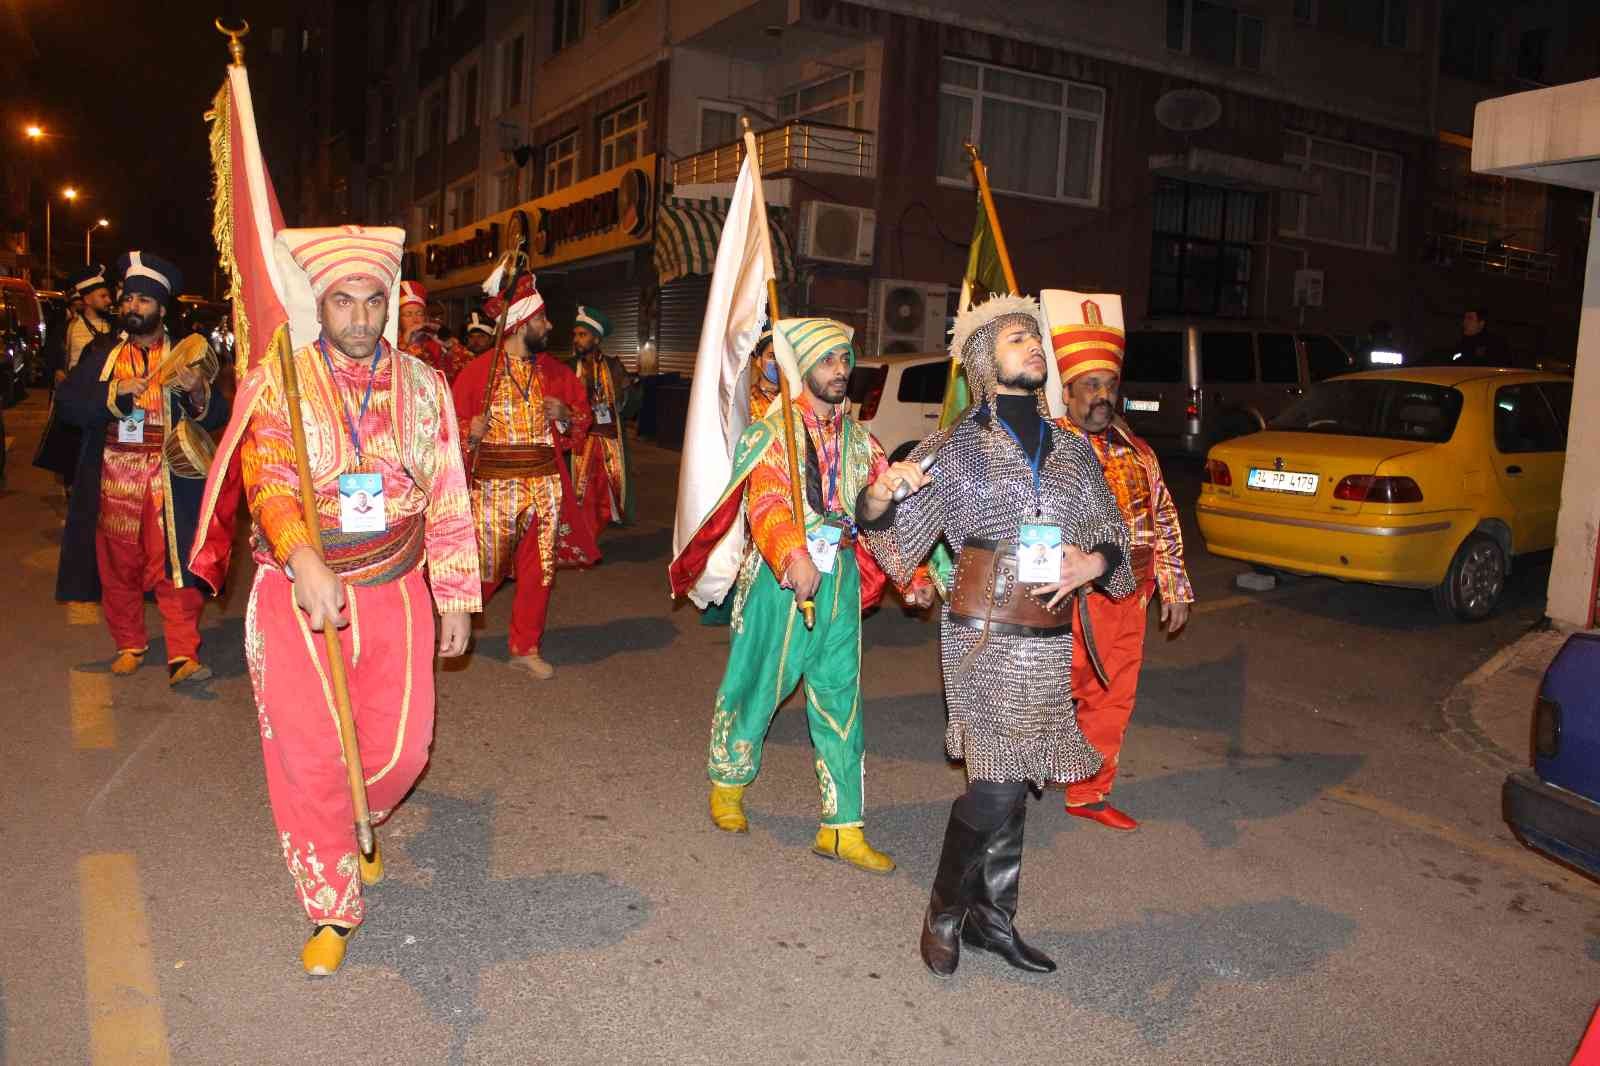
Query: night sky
5 0 282 294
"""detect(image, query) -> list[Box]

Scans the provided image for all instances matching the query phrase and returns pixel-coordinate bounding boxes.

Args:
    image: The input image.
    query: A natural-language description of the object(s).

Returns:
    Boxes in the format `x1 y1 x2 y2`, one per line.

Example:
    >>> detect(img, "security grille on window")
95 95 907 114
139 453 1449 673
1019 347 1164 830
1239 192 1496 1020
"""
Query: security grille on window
937 57 1104 204
553 0 583 52
1149 178 1259 318
1167 0 1265 71
545 131 577 192
777 70 866 127
1280 132 1401 252
599 100 647 172
500 33 525 111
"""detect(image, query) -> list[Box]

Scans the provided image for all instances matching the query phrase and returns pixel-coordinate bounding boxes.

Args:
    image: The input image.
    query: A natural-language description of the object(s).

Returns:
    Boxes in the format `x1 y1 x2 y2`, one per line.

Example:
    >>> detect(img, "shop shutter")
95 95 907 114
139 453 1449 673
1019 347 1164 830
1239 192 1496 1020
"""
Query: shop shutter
657 275 712 376
588 285 642 370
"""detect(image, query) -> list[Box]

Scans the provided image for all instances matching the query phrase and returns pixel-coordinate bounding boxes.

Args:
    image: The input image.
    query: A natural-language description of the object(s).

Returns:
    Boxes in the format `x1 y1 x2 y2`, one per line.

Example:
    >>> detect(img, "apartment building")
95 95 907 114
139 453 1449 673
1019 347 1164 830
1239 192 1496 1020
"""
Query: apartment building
301 0 1592 374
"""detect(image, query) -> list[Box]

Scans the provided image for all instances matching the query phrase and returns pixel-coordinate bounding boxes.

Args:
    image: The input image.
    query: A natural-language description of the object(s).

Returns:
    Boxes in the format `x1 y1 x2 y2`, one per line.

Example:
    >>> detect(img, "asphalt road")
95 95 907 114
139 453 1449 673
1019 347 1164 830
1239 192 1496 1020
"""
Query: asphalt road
1 390 1595 1066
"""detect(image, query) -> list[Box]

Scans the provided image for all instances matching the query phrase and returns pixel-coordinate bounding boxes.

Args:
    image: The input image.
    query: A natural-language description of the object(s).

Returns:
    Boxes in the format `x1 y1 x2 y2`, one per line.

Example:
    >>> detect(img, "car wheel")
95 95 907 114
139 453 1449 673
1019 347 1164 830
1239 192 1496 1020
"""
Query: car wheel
0 368 13 409
1433 532 1506 622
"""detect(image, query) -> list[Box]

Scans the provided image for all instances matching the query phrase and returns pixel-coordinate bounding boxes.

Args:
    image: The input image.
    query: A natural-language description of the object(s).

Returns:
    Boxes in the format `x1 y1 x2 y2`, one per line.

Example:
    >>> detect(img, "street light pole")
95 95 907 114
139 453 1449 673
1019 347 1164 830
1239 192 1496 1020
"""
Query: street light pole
44 199 51 287
86 219 108 264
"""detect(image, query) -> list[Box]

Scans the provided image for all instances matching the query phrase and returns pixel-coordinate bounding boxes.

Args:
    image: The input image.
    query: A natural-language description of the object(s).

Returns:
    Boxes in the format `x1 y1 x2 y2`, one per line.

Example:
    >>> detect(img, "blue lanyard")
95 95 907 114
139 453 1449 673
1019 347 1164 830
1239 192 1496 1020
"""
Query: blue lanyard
997 415 1046 517
318 339 382 464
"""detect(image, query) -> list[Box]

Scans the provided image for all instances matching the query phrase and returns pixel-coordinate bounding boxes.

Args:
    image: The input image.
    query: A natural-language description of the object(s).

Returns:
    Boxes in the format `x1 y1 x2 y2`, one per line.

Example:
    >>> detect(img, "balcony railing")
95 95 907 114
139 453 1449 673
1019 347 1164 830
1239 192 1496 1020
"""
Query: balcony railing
1424 232 1558 283
672 121 875 186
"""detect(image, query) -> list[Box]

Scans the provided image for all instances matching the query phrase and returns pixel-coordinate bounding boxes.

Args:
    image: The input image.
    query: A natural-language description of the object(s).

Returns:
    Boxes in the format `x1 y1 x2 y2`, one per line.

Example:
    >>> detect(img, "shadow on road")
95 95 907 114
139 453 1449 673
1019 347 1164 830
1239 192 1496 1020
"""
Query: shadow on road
472 615 680 665
595 526 672 564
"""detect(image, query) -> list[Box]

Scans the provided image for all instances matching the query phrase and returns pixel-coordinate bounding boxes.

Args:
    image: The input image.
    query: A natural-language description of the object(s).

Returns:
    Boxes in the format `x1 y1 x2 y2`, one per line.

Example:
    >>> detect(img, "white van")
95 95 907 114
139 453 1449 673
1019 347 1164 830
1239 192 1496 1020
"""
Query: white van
847 352 951 461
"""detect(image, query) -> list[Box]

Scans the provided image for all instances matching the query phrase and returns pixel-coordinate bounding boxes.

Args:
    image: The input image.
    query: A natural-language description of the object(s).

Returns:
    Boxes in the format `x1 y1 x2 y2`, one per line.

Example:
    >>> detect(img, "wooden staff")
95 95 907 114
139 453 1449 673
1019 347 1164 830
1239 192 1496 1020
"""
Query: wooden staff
276 337 374 859
469 238 528 477
940 142 1021 421
742 118 814 628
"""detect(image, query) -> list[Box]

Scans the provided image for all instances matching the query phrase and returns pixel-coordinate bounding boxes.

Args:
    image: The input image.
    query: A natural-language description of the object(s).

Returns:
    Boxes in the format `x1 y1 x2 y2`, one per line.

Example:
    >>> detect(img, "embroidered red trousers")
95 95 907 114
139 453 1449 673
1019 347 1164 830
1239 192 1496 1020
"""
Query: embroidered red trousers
1066 580 1155 807
95 451 203 660
247 566 435 928
482 512 552 657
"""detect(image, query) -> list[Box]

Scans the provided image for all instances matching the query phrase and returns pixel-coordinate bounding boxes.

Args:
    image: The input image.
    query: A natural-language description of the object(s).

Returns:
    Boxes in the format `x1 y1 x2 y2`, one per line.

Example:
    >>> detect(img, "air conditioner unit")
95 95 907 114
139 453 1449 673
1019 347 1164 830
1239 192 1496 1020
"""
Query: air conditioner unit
866 279 950 356
797 201 875 266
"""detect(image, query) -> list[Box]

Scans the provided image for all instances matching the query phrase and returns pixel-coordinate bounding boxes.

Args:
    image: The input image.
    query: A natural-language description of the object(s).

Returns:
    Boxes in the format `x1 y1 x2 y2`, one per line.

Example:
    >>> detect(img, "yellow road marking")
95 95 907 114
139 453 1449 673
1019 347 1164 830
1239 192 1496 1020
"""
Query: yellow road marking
1325 785 1597 889
78 854 171 1065
66 602 101 626
70 670 116 750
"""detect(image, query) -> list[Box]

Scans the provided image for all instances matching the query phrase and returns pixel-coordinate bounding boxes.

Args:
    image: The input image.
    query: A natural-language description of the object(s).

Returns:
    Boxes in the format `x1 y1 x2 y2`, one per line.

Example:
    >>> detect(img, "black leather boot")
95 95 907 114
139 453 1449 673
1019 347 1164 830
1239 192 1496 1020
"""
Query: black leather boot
960 794 1057 973
920 803 983 978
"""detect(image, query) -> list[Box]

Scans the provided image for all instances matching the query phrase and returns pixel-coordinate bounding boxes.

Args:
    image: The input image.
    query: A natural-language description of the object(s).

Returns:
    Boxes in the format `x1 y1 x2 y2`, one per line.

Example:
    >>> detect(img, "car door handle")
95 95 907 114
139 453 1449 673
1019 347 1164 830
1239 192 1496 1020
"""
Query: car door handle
923 412 939 419
1505 465 1523 476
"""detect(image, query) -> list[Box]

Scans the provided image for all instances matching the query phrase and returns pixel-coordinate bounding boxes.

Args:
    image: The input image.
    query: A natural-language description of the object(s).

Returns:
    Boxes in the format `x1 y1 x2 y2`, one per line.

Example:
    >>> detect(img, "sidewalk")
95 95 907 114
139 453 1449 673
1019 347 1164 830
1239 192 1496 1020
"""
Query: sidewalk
1439 626 1571 770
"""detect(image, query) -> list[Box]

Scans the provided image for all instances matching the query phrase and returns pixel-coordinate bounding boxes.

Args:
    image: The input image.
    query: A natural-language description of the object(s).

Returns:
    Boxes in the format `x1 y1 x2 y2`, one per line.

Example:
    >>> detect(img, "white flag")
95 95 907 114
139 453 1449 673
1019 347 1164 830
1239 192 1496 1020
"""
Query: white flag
669 149 775 608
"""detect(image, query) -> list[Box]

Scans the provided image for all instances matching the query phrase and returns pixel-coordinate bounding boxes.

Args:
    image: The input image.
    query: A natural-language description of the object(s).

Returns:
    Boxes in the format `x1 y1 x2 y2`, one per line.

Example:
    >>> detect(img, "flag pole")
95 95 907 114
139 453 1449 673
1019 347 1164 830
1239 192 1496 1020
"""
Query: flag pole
939 142 1020 425
215 19 375 860
469 238 527 477
742 117 814 629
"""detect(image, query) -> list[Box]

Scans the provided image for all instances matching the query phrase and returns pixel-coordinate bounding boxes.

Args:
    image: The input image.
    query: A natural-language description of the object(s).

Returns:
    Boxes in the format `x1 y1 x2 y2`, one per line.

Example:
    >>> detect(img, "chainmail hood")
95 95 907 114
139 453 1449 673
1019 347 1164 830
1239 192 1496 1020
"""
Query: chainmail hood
949 292 1048 414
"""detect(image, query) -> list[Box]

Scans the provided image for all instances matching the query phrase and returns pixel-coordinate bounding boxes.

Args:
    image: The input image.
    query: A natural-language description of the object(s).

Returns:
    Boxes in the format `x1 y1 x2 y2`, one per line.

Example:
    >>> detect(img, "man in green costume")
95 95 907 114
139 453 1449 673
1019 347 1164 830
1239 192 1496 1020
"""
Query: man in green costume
668 317 932 873
571 305 640 529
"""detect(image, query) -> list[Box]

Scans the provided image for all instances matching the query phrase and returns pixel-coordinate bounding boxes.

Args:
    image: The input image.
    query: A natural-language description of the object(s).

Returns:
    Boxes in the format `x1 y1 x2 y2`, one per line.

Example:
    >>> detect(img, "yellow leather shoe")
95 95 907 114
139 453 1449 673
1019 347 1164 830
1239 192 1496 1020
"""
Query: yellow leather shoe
301 925 350 976
511 653 555 680
167 657 213 687
110 648 146 676
813 826 895 874
708 783 749 833
358 842 383 887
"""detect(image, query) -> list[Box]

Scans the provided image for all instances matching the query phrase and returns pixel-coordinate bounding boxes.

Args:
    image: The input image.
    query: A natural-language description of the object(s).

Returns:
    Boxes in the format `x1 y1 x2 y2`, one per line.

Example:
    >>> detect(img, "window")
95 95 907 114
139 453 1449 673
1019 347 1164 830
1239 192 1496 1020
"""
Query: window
1517 27 1550 83
778 70 867 127
414 194 442 239
603 0 638 15
1150 179 1259 318
545 131 577 192
553 0 583 52
1440 8 1496 81
399 116 413 161
420 87 445 153
1124 332 1184 383
896 361 949 404
449 61 480 142
937 57 1105 204
1538 381 1571 437
499 33 525 111
1294 0 1316 25
398 5 412 58
1273 380 1464 442
699 103 739 149
492 168 521 213
1167 1 1265 71
1426 143 1549 253
1493 385 1563 453
447 180 477 230
1280 132 1401 252
1303 334 1355 381
1258 333 1299 383
599 99 647 172
1200 332 1255 383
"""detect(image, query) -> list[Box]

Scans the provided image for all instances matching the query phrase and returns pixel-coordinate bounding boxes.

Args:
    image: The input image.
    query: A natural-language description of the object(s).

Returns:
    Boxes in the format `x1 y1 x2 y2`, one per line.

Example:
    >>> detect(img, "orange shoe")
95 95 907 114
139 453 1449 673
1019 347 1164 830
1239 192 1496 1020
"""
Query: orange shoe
167 657 212 686
1066 802 1138 831
110 648 147 676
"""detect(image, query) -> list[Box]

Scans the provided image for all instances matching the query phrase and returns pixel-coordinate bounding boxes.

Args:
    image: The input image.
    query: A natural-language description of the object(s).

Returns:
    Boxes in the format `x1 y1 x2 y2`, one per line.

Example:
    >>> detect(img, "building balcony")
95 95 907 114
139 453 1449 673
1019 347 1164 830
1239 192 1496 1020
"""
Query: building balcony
1423 232 1558 284
671 121 875 187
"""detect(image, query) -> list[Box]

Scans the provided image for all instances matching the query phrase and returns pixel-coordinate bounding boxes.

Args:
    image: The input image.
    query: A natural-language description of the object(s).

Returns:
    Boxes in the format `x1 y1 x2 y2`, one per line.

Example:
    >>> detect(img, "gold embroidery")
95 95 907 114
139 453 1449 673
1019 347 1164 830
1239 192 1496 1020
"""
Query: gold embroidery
281 832 364 924
815 757 838 819
245 571 271 739
707 693 755 782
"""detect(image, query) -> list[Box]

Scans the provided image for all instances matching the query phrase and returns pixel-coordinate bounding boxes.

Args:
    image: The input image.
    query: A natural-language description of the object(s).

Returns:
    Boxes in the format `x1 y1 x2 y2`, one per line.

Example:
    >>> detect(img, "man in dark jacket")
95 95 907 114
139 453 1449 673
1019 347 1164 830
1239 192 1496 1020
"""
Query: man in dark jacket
1453 307 1511 367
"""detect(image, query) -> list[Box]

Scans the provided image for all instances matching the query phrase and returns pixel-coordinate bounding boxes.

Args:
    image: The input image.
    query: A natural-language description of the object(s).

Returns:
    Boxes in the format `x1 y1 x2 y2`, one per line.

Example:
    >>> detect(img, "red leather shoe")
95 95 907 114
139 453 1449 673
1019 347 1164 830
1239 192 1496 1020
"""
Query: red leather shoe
1066 803 1139 831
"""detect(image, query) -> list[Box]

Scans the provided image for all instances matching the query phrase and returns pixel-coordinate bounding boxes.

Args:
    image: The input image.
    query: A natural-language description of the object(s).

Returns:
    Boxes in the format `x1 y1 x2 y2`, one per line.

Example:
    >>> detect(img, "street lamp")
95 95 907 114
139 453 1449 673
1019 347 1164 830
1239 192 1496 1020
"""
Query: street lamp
24 124 43 141
46 187 79 288
86 219 109 265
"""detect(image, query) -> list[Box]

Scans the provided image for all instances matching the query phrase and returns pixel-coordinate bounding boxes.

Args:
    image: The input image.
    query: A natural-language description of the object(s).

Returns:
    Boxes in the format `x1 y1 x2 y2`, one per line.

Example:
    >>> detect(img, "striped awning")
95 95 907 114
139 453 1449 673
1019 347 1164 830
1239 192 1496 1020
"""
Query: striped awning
654 196 797 287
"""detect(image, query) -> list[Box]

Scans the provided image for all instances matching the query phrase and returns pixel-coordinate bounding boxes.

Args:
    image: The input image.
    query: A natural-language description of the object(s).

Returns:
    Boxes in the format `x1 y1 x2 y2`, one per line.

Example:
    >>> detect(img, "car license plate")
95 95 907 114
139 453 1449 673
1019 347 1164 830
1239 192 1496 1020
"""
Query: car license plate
1247 468 1319 495
1124 398 1160 413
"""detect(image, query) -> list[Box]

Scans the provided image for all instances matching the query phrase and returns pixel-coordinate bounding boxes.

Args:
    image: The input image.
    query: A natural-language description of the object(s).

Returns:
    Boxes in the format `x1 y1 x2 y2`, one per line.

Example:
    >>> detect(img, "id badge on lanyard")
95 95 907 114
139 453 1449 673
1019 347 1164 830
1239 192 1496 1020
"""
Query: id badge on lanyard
807 521 845 574
593 402 614 425
1017 522 1063 584
339 472 388 533
117 409 146 444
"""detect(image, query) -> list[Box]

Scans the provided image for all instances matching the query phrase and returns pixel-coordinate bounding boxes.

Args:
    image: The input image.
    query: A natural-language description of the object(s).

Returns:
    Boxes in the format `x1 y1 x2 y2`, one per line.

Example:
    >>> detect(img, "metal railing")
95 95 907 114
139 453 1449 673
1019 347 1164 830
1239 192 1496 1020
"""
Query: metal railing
671 121 876 185
1424 231 1558 283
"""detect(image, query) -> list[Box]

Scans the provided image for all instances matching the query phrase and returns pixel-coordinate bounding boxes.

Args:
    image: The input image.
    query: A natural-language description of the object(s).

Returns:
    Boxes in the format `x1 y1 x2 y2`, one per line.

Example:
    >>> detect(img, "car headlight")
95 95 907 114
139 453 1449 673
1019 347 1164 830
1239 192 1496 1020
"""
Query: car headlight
1533 696 1561 759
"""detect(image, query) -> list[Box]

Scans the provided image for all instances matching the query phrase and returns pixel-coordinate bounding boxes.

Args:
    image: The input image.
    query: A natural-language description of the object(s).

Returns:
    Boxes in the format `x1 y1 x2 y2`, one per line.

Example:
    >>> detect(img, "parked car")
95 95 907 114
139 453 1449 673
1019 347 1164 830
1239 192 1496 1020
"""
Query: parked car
1196 366 1571 620
1503 632 1600 880
1120 322 1358 455
847 351 950 461
0 278 44 402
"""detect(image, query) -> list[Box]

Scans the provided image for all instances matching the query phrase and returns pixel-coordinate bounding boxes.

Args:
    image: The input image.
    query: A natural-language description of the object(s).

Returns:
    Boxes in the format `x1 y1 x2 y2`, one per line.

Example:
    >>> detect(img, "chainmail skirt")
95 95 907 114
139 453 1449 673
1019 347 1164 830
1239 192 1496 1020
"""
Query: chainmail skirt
939 613 1103 786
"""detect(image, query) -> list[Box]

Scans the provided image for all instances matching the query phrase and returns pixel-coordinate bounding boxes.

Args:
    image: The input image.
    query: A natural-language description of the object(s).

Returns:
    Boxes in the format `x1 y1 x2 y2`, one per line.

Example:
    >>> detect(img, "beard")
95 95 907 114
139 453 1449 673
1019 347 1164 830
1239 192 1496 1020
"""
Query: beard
519 326 549 355
120 308 161 335
996 364 1046 391
806 368 849 405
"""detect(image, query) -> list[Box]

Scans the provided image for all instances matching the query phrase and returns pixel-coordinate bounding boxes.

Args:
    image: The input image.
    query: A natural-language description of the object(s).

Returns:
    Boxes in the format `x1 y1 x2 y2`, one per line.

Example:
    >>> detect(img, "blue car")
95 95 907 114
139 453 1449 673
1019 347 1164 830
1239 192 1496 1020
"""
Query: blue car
1503 632 1600 879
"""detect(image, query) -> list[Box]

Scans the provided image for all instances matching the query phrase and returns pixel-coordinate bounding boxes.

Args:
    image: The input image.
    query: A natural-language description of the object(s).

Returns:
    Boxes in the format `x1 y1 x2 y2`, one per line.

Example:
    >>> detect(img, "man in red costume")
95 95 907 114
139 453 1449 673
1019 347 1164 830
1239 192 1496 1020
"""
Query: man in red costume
189 225 481 976
1044 289 1192 831
451 273 597 679
396 280 450 379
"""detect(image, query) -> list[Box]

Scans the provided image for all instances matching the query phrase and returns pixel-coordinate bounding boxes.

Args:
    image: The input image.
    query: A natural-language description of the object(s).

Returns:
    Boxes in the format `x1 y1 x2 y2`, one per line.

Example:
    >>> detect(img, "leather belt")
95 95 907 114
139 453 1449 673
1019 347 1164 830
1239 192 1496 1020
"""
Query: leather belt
475 443 559 479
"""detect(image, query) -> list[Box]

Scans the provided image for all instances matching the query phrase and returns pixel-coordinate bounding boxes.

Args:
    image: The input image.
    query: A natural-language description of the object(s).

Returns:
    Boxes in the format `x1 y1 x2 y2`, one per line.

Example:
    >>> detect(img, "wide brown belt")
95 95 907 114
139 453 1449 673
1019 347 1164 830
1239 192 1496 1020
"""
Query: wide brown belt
107 424 165 452
949 538 1072 637
319 515 427 586
475 443 559 479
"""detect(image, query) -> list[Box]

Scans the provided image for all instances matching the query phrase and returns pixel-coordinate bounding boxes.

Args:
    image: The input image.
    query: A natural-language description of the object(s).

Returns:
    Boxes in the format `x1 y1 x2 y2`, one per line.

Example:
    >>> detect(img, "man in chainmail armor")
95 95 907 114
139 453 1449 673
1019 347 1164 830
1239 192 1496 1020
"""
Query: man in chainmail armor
857 293 1134 978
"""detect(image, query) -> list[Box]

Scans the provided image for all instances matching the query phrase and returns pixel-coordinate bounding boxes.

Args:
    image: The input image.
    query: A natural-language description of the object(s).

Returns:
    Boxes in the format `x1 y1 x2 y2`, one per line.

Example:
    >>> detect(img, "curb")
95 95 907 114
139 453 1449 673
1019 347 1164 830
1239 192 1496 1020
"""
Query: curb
1435 624 1567 773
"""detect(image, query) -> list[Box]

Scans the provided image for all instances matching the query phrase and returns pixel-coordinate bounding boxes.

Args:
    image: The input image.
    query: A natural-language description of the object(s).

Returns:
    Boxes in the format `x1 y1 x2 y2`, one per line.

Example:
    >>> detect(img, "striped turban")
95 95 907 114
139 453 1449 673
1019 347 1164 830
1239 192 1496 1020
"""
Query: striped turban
398 280 427 309
772 317 855 398
276 225 405 301
1041 289 1125 383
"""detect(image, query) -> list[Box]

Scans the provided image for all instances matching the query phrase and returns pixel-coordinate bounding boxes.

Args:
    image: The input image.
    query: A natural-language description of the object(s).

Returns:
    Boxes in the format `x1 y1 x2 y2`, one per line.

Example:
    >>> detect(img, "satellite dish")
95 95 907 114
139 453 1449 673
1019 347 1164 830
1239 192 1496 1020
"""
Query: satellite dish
1155 89 1222 133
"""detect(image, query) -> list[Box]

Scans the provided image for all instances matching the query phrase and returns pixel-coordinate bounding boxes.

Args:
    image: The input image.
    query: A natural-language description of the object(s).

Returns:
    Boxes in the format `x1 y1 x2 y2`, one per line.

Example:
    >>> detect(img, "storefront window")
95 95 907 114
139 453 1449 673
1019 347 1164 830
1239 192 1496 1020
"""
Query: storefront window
599 99 648 171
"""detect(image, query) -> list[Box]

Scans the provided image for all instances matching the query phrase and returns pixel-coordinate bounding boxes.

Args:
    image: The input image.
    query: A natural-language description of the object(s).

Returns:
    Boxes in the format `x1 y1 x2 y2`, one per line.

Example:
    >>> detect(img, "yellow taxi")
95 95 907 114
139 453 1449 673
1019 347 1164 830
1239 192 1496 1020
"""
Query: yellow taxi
1196 367 1571 620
